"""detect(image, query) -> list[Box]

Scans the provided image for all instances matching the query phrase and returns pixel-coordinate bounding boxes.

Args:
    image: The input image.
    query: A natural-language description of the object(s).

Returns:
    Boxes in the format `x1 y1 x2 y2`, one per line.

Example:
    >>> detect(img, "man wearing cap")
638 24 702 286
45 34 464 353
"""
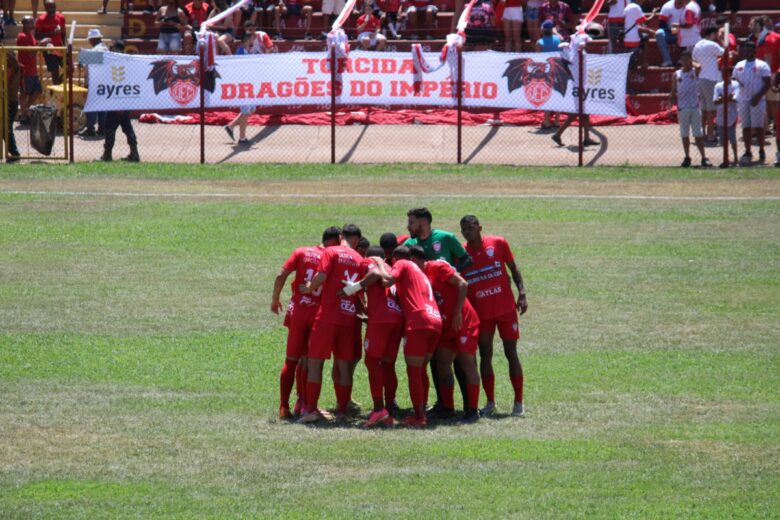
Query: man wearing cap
80 28 108 138
34 0 65 84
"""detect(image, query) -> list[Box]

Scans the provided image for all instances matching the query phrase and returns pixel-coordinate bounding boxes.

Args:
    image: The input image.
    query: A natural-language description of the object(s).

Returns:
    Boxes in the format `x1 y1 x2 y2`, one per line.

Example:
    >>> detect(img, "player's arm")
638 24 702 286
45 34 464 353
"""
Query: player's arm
752 75 771 106
505 258 528 315
271 268 292 314
300 271 327 294
446 272 468 332
713 85 724 105
447 234 472 272
668 71 677 106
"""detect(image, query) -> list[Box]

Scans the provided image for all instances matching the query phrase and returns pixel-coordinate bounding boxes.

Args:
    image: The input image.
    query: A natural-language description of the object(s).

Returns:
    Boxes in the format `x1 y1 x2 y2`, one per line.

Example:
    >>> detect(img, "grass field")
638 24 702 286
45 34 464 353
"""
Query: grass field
1 164 779 518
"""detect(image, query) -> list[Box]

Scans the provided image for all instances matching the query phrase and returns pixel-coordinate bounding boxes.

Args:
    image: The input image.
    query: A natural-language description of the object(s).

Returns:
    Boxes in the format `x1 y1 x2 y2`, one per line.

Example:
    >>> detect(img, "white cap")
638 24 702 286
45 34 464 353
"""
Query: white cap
87 28 103 40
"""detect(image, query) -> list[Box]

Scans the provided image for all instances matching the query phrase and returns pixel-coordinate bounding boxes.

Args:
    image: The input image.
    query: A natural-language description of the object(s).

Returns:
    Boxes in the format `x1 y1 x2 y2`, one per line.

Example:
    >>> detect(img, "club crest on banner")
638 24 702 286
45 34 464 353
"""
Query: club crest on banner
147 60 220 106
503 57 572 107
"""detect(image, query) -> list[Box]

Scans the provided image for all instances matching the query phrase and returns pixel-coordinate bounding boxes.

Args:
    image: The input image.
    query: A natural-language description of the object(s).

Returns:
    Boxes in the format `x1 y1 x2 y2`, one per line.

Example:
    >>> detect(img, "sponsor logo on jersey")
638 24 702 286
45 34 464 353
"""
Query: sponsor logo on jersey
386 297 403 313
460 336 467 344
432 241 442 252
476 285 502 298
425 304 441 319
340 299 357 314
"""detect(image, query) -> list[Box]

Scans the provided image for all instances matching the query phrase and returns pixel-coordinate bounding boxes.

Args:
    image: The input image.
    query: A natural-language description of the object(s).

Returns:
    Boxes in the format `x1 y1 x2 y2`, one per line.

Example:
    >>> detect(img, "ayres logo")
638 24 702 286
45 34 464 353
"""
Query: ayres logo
148 60 220 106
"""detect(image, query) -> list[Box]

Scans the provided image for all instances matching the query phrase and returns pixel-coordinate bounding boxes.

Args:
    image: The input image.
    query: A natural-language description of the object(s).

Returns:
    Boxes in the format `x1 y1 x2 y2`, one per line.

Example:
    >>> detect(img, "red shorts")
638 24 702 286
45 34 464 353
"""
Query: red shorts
308 319 357 361
364 322 403 360
403 328 440 357
478 310 520 341
438 326 478 355
284 302 318 358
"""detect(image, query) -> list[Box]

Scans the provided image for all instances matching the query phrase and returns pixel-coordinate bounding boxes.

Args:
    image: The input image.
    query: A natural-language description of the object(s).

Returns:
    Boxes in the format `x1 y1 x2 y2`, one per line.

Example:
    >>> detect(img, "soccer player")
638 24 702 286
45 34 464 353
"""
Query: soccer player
298 226 364 423
379 232 399 260
271 226 340 419
460 215 528 417
408 246 482 423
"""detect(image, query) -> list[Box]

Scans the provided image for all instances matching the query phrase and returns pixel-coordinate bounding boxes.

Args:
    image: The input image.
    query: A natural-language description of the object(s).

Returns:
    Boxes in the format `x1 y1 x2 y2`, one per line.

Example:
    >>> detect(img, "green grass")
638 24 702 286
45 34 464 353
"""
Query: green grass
0 165 778 518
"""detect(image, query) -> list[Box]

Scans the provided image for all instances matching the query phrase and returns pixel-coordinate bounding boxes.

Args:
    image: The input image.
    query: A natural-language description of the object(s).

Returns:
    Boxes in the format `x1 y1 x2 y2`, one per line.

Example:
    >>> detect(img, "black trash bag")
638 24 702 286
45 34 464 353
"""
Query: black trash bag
29 104 58 156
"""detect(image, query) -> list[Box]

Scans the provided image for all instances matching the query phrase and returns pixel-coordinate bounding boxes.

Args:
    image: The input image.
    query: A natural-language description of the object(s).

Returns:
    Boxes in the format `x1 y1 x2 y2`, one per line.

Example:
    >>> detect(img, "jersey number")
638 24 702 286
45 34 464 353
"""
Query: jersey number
305 268 322 296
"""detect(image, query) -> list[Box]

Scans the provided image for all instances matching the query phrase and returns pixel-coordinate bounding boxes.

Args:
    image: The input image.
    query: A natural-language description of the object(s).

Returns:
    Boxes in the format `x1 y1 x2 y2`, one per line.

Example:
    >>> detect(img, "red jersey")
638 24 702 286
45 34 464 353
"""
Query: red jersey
461 236 517 321
315 245 364 326
396 234 410 245
185 1 210 29
16 32 38 77
357 13 381 32
389 259 442 332
424 260 480 333
377 0 402 12
35 12 66 46
361 257 403 325
757 31 780 72
282 245 325 308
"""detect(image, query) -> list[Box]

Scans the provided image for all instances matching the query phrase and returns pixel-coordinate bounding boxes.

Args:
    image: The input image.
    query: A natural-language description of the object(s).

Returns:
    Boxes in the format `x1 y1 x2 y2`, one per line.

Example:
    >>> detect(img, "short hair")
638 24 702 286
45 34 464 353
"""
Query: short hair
703 26 718 38
366 246 384 259
744 40 756 49
409 245 426 260
460 214 480 226
379 232 398 249
342 224 362 239
715 15 728 26
392 246 411 260
679 50 692 59
407 207 432 223
322 226 341 243
358 237 370 249
749 16 764 28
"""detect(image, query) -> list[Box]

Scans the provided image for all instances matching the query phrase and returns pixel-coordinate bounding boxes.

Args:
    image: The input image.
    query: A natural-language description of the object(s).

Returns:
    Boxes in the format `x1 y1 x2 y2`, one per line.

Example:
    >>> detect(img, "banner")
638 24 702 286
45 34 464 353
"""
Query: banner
84 51 630 116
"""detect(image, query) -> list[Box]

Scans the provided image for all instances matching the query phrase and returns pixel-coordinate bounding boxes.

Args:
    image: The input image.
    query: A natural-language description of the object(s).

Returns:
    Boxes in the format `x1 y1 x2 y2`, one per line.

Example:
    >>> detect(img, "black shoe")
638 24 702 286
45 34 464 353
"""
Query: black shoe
758 150 766 163
718 161 730 169
681 156 691 168
700 158 712 168
583 138 599 146
79 128 96 137
6 153 20 162
460 409 480 424
552 134 563 146
97 153 112 162
123 152 140 162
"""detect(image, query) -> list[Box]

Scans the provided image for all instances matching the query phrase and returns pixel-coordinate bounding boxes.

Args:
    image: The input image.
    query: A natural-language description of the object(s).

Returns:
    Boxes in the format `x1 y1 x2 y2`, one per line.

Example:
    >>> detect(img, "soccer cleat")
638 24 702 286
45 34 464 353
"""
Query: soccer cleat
383 415 394 426
364 408 390 428
279 405 292 420
426 405 455 421
298 408 334 424
511 401 525 417
346 399 362 416
480 401 496 417
223 125 234 141
460 409 480 424
680 156 691 168
400 415 428 428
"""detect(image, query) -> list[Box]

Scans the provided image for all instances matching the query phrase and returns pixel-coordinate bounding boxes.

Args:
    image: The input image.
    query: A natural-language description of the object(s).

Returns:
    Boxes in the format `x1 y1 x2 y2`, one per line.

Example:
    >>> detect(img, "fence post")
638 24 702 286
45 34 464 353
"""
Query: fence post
199 43 206 164
67 44 74 163
722 34 729 167
330 45 336 164
578 46 584 167
457 46 463 164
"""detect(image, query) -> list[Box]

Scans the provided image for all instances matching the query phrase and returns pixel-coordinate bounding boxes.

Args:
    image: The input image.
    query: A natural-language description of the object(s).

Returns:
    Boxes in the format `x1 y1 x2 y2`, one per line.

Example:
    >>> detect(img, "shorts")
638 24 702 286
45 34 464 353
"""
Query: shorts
502 6 523 22
403 328 440 357
358 31 382 47
406 5 438 16
216 28 235 37
321 0 346 15
715 0 739 12
308 319 358 361
478 310 520 341
364 322 403 360
285 3 304 17
239 105 257 115
284 303 318 358
23 76 42 96
699 79 716 111
439 326 479 355
678 108 703 138
738 100 765 129
717 124 736 145
525 6 539 21
158 31 183 51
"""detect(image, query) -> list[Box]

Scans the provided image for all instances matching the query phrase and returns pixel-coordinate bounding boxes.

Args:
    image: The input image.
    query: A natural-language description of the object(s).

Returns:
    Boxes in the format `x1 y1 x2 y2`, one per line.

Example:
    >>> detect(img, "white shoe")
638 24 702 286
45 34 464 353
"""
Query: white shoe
511 401 525 417
480 401 496 417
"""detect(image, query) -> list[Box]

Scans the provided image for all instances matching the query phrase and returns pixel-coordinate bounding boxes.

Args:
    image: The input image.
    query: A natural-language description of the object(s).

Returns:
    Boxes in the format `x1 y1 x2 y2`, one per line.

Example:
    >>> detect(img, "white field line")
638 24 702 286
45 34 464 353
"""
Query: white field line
1 189 779 201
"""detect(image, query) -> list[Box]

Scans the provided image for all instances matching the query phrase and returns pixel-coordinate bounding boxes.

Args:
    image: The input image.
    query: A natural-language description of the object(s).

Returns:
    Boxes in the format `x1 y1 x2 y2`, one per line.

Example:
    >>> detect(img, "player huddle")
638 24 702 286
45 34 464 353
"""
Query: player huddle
271 208 528 428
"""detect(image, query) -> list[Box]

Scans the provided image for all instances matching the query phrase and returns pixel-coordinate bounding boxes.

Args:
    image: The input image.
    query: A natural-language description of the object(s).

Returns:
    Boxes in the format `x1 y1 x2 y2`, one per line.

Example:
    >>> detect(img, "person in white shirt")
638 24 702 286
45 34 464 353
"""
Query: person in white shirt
678 0 700 50
606 0 628 53
692 26 724 142
654 0 685 67
622 0 656 68
713 77 739 167
732 41 771 165
669 51 710 167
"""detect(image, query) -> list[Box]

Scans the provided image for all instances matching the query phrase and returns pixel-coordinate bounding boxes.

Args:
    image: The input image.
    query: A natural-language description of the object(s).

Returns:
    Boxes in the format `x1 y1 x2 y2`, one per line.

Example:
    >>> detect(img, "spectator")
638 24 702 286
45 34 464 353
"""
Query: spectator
464 0 495 45
182 0 211 54
3 50 21 161
207 0 236 54
377 0 402 39
34 0 65 84
15 16 41 125
713 75 739 167
98 0 129 14
322 0 345 35
752 16 779 134
713 0 737 27
404 0 438 41
3 0 17 25
714 14 736 57
99 40 140 162
525 0 543 48
669 51 710 167
622 0 657 69
655 0 685 67
538 0 573 42
692 27 723 142
678 0 700 51
501 0 523 52
155 0 187 54
733 41 771 165
250 0 275 31
356 2 387 50
606 0 627 54
274 0 313 41
536 18 560 130
80 28 108 137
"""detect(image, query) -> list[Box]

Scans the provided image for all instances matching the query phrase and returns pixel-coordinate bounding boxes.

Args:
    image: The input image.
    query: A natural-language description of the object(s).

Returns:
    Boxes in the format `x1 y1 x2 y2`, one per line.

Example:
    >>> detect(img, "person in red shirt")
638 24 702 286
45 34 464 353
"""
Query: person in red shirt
16 16 42 124
356 1 386 50
34 0 65 84
182 0 211 54
460 215 528 417
271 227 340 419
298 227 364 424
410 246 482 423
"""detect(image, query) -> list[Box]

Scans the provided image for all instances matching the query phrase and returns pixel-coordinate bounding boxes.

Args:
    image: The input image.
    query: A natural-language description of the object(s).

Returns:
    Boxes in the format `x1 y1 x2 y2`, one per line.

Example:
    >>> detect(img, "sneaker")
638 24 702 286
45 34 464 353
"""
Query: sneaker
223 125 234 141
78 128 96 137
383 415 394 426
298 408 333 424
661 61 673 67
279 405 292 420
511 401 525 417
680 156 691 168
758 149 766 163
583 138 599 146
739 153 752 167
304 32 312 40
552 134 563 147
480 401 496 417
364 408 390 428
400 415 428 428
237 138 250 145
700 157 712 168
460 409 480 424
346 399 362 416
97 153 112 162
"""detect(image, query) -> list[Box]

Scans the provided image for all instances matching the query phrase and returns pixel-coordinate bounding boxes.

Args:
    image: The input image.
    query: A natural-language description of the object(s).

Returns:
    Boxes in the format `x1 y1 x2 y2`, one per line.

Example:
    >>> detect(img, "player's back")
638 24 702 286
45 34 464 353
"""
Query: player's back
317 245 363 326
391 259 441 332
284 245 324 307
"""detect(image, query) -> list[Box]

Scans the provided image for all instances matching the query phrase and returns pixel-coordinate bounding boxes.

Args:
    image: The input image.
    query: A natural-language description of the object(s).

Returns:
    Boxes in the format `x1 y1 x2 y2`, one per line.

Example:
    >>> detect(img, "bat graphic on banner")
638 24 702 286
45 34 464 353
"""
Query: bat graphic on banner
502 57 572 107
148 60 220 105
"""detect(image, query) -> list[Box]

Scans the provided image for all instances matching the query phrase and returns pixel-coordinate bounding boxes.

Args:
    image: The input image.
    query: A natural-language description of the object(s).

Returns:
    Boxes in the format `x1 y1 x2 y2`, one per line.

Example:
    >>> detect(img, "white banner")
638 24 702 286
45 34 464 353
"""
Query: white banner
84 51 629 116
